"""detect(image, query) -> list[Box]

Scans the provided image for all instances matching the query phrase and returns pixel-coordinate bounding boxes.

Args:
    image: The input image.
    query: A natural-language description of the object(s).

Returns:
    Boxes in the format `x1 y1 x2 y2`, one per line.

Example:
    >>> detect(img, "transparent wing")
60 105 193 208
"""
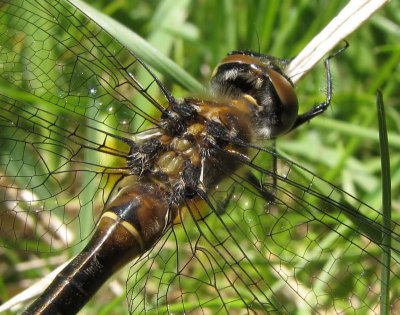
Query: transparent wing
0 0 165 251
127 148 400 314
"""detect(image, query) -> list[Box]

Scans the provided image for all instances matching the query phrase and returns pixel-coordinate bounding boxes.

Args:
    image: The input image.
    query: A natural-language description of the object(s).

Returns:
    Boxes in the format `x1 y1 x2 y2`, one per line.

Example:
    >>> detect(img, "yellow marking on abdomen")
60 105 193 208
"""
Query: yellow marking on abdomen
101 212 144 250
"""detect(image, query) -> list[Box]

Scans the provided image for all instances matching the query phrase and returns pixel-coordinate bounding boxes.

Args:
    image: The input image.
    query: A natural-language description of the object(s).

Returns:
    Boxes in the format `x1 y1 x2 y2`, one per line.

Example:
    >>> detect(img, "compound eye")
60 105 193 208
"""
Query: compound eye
266 68 298 113
265 68 299 136
211 54 259 81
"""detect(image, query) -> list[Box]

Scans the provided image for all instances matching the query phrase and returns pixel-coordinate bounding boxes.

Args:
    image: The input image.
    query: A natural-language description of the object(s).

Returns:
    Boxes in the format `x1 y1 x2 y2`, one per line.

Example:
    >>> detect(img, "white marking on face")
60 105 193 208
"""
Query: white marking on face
223 68 238 81
254 77 264 89
257 126 272 140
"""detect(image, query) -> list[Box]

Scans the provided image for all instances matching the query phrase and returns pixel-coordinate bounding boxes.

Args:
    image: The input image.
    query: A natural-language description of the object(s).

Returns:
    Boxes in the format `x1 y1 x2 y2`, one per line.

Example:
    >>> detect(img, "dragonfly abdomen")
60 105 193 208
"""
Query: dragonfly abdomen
23 178 172 314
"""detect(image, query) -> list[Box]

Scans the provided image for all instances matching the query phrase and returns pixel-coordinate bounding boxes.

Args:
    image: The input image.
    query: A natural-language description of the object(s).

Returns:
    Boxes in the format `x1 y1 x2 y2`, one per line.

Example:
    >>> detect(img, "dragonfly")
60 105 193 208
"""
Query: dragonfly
0 0 399 314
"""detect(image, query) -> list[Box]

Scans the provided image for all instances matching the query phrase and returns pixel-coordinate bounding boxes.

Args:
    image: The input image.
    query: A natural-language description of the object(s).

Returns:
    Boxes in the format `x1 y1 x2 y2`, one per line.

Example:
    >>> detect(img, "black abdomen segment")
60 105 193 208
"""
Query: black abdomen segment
23 177 172 315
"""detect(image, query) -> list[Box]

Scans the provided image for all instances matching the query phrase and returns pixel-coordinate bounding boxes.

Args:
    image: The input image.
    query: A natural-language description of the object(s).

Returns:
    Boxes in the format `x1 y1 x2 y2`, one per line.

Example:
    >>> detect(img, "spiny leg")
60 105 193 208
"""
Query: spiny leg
290 42 349 131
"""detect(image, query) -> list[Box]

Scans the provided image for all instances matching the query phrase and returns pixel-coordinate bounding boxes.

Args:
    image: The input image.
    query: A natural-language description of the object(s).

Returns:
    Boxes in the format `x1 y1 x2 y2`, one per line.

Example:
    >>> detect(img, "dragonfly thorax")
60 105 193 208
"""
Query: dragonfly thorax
127 97 253 199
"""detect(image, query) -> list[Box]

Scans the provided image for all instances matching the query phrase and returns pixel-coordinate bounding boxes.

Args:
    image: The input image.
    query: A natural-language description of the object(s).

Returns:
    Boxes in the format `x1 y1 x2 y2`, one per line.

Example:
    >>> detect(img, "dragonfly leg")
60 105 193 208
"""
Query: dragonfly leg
290 42 349 131
244 171 276 203
214 184 235 214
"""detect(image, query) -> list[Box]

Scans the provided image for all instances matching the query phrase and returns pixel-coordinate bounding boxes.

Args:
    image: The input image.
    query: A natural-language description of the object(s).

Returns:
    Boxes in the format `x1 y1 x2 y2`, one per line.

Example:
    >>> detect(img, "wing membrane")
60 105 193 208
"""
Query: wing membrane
0 0 165 133
126 148 400 314
0 93 129 250
0 0 167 251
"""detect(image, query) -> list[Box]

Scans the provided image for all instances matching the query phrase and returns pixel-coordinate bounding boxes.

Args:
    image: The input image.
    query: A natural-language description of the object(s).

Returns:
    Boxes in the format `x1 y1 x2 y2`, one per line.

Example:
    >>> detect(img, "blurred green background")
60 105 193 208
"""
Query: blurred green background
1 0 399 314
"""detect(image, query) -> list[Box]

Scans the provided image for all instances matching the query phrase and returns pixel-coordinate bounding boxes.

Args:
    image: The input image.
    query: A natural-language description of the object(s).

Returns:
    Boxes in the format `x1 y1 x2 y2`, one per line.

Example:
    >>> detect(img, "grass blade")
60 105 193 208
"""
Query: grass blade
376 89 391 314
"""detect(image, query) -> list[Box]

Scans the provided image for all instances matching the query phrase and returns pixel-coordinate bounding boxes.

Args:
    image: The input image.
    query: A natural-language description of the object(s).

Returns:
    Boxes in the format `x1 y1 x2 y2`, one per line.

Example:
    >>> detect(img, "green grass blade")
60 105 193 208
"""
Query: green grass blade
376 89 392 315
69 0 205 93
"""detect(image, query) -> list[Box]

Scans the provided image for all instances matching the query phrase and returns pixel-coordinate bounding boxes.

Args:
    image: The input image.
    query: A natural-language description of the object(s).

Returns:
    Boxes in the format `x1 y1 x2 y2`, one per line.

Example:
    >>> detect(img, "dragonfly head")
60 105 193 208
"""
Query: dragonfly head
210 51 299 139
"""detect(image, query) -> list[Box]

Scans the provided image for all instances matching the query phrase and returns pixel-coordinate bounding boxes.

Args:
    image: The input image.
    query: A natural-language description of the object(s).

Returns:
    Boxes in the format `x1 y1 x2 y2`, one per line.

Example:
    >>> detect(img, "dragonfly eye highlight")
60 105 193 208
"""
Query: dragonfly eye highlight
210 53 299 139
